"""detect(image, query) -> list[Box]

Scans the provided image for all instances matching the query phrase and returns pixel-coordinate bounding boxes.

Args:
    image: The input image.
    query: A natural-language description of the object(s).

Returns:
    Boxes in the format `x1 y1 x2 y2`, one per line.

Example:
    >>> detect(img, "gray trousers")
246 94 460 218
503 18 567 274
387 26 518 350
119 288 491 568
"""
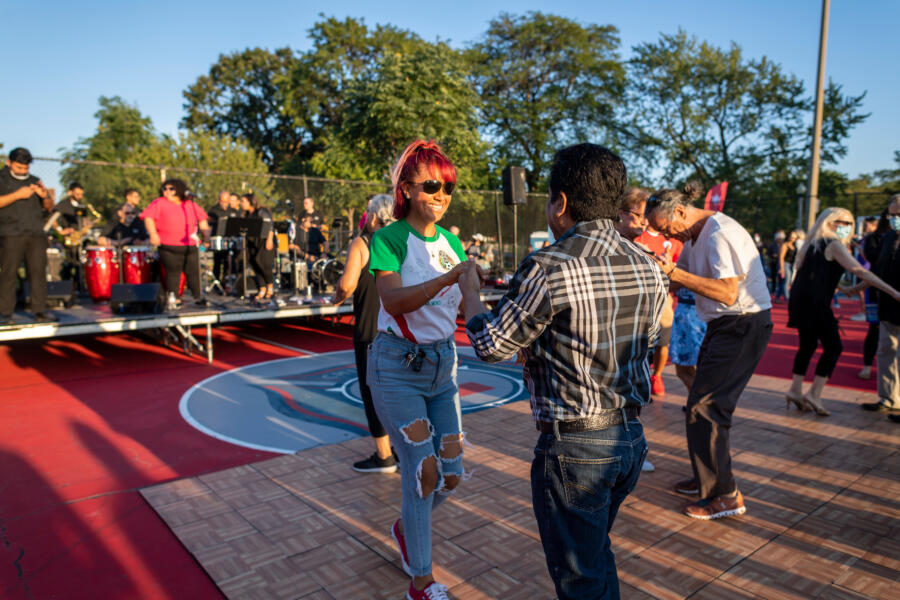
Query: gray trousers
686 310 773 500
876 321 900 408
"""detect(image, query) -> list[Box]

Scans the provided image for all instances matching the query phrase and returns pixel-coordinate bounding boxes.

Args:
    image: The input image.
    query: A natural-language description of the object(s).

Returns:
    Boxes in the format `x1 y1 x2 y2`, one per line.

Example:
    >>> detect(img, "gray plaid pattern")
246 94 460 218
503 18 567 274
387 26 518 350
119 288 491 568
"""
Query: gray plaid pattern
466 219 667 422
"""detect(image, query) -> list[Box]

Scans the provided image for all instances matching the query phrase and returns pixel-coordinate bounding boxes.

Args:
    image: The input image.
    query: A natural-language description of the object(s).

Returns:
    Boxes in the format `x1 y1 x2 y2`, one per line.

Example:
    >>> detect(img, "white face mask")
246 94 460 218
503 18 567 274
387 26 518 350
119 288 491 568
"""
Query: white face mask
9 171 29 181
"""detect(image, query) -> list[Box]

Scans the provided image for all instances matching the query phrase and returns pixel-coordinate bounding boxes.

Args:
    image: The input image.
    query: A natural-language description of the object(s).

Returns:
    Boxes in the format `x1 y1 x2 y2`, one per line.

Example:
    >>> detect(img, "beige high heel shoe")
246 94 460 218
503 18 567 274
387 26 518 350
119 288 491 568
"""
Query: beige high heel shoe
785 392 805 411
802 395 830 417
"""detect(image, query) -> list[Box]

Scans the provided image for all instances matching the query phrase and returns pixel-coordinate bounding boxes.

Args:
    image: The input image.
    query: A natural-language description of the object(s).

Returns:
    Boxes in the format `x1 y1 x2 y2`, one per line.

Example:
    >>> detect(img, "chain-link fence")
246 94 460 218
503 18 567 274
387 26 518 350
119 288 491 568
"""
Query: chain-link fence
21 156 552 274
16 156 896 275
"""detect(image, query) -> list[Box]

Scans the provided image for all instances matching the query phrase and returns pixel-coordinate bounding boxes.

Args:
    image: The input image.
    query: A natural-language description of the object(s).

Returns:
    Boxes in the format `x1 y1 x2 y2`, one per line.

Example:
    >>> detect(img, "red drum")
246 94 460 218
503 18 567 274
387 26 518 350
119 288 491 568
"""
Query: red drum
122 245 154 284
84 246 119 302
159 264 187 296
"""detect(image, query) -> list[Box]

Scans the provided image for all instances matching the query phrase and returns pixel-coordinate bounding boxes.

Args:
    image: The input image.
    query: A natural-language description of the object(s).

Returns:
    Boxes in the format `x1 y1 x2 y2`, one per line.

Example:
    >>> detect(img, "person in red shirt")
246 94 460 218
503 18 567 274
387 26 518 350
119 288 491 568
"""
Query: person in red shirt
141 179 210 308
635 226 683 397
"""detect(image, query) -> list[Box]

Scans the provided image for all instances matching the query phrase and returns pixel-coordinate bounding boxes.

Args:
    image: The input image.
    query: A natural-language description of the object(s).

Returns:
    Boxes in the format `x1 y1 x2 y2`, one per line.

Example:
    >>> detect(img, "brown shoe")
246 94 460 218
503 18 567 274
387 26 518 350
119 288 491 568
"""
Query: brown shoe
684 492 746 520
673 478 699 495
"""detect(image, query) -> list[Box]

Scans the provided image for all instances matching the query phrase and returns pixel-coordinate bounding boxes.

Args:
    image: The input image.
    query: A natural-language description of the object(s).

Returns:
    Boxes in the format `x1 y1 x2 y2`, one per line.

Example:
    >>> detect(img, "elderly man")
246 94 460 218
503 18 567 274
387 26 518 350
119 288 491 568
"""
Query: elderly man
459 143 667 599
0 148 56 325
645 188 772 520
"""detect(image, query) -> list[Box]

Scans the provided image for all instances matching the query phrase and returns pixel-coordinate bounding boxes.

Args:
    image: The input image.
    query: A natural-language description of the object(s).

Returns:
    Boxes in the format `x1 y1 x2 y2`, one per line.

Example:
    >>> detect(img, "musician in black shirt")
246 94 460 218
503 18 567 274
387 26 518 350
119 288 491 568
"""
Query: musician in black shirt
0 148 55 325
98 203 149 246
207 191 237 285
292 215 326 262
240 194 275 300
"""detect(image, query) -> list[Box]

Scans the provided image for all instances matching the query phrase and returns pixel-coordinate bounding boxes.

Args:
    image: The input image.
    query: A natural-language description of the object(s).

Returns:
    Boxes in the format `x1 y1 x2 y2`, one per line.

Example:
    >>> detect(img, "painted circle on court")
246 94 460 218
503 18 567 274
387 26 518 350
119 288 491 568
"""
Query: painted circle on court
180 347 529 454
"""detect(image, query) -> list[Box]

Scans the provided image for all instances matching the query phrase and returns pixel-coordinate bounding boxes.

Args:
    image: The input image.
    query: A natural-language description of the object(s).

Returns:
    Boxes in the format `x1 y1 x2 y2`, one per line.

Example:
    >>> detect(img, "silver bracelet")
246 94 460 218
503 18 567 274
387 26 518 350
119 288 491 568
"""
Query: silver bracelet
421 282 432 300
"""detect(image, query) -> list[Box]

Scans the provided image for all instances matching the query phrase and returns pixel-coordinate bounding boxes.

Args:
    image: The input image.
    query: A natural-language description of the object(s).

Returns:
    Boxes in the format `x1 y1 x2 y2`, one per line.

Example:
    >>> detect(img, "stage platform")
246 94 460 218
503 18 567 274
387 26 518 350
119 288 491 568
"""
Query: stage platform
0 289 506 362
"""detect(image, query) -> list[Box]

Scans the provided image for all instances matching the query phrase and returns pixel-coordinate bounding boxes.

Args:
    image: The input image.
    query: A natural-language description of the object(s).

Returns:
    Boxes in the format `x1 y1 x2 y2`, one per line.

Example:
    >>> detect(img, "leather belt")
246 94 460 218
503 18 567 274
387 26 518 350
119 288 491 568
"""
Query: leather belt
537 406 641 434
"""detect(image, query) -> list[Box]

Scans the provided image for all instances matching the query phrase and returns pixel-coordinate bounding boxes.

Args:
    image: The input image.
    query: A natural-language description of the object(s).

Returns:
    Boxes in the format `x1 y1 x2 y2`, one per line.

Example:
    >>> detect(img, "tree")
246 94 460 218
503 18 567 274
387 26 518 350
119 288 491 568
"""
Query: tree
61 96 162 215
62 97 271 216
181 47 302 172
625 30 868 231
467 12 625 189
308 43 490 210
134 131 274 204
278 15 427 175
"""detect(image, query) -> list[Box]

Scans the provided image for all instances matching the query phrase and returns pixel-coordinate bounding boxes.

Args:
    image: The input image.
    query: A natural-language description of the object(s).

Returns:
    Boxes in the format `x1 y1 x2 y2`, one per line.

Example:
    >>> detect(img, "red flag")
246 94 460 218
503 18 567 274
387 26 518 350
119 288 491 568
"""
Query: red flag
704 182 728 211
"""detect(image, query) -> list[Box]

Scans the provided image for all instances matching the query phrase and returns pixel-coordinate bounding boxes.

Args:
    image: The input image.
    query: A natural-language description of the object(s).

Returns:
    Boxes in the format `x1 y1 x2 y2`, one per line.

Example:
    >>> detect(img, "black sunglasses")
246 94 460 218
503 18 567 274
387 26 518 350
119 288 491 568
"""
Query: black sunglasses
412 179 454 196
162 186 176 192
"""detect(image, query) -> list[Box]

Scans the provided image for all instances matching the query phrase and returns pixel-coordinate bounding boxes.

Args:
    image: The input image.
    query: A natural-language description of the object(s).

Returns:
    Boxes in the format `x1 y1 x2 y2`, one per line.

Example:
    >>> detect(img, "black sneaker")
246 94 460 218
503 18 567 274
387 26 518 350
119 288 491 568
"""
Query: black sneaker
353 453 397 474
862 400 896 412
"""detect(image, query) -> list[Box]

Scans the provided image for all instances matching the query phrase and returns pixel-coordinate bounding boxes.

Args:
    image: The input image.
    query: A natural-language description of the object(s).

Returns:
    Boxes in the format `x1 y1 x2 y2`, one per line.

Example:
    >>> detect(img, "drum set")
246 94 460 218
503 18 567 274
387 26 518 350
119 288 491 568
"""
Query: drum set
70 228 345 306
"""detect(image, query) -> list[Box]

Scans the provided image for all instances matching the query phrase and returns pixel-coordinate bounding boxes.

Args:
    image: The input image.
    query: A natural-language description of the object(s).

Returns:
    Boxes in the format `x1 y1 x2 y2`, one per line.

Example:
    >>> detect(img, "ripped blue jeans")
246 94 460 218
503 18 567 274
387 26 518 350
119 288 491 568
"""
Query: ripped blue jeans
368 332 465 576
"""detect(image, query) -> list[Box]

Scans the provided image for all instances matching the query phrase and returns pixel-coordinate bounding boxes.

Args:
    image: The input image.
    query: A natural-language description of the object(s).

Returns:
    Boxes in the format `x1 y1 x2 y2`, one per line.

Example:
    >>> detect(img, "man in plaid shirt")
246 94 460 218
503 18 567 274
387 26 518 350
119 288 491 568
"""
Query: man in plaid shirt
458 143 667 600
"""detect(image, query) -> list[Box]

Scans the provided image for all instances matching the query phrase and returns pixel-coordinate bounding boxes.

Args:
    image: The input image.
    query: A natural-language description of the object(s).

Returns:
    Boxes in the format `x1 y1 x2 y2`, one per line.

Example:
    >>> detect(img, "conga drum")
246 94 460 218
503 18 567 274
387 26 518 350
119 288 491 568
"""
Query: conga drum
84 246 119 302
122 246 153 284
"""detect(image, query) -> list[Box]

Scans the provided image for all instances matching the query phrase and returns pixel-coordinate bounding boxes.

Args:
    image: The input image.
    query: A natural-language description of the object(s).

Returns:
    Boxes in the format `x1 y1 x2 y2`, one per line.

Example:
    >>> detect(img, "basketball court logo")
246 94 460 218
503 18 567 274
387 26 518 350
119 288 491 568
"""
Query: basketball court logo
180 348 529 454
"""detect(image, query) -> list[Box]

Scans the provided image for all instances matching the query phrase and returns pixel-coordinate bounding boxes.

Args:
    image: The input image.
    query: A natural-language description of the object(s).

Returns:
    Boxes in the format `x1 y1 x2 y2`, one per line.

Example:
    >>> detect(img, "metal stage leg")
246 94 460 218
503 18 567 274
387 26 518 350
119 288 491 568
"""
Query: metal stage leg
206 324 213 364
167 324 207 359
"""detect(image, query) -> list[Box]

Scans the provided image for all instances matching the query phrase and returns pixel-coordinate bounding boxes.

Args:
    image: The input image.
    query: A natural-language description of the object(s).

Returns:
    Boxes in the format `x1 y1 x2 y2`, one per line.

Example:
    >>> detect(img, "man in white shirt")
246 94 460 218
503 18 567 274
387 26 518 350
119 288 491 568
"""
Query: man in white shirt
646 188 772 520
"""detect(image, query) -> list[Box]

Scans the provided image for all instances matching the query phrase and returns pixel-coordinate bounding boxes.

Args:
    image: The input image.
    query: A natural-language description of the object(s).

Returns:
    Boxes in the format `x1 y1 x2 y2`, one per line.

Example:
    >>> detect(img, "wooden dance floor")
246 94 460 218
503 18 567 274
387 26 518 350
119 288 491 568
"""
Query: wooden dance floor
142 369 899 599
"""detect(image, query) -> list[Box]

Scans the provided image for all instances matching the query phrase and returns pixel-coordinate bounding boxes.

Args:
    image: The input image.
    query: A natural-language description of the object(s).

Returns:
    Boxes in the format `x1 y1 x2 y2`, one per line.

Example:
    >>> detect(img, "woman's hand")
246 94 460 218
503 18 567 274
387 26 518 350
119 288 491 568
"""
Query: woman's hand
266 238 274 251
149 233 161 246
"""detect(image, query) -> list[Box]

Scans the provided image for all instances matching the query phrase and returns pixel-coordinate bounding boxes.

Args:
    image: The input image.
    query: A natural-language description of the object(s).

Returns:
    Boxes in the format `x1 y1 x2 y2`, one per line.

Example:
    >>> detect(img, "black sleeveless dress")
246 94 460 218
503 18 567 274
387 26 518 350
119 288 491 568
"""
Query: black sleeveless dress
787 239 845 329
353 232 379 344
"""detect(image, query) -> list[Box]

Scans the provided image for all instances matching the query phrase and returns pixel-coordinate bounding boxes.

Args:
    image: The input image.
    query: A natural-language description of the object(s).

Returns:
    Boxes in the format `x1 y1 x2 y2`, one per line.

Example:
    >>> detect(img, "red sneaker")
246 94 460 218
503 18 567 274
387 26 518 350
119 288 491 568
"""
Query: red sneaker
650 374 665 396
391 519 412 576
407 581 450 600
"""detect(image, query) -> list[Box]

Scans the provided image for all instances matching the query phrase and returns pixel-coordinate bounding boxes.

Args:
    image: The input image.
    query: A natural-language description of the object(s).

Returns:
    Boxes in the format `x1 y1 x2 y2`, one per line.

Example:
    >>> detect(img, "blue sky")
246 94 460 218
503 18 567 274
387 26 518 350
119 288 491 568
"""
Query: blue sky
2 0 897 193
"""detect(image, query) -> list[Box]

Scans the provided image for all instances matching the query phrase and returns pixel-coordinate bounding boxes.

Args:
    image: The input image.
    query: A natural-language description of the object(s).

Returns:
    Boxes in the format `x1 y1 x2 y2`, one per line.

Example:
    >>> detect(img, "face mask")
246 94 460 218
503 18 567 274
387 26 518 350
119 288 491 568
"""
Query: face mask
9 171 29 181
835 225 852 240
890 216 900 232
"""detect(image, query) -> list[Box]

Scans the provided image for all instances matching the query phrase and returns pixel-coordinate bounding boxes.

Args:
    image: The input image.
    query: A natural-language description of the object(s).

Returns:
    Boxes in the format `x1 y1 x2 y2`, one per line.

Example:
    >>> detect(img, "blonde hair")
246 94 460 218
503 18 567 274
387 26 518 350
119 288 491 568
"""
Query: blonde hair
795 207 853 270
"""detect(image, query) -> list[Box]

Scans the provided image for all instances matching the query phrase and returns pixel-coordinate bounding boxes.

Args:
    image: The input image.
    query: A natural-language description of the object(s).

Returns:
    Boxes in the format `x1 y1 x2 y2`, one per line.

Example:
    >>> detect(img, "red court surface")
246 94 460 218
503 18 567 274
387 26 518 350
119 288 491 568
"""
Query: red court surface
0 303 888 598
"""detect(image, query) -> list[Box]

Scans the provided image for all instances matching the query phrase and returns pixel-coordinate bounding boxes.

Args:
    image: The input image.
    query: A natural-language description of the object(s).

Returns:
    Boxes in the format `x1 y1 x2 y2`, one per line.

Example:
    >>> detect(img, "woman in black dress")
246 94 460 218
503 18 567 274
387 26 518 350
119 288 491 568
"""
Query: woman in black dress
239 194 275 300
786 207 900 415
332 194 397 472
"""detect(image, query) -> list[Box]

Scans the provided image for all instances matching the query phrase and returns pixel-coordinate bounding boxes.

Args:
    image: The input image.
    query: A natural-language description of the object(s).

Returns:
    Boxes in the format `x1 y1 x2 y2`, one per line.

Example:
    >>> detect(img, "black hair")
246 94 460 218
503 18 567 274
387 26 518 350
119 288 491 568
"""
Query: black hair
8 147 33 164
124 188 138 196
876 206 891 236
68 182 83 191
241 193 259 211
548 144 626 222
159 178 188 200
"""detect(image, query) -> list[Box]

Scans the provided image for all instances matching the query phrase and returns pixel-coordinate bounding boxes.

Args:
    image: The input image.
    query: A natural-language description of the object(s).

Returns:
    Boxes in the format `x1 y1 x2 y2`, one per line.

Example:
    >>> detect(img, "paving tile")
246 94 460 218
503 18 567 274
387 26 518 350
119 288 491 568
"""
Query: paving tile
617 546 713 600
141 368 897 600
719 534 857 600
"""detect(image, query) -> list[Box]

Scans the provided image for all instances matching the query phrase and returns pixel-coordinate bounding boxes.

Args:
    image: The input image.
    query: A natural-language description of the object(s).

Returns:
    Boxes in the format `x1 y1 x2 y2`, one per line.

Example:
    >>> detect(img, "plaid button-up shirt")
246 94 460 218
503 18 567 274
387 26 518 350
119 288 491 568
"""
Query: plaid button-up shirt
466 218 667 423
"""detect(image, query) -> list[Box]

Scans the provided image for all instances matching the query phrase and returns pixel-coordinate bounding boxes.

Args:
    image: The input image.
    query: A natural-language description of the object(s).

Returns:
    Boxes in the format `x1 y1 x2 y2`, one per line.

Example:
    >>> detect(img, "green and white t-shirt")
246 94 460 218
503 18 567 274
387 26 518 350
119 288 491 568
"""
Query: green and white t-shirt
369 219 467 343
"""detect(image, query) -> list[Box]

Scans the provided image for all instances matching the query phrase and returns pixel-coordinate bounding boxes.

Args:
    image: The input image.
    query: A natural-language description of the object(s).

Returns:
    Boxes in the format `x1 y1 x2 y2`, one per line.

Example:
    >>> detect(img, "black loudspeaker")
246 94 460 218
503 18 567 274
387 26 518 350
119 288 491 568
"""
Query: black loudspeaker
502 166 527 206
110 283 162 315
24 280 75 308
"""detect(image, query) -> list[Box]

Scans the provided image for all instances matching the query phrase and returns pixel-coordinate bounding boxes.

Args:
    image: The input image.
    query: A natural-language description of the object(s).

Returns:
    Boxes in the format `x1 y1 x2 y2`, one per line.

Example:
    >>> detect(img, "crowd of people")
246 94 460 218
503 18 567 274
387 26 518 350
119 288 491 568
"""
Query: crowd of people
5 140 899 599
0 146 333 320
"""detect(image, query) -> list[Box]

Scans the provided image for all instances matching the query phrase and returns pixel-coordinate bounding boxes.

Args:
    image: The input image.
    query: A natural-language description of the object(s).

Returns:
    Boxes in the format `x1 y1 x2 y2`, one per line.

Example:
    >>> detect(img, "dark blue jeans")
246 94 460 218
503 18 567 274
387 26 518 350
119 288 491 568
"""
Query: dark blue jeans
531 417 647 600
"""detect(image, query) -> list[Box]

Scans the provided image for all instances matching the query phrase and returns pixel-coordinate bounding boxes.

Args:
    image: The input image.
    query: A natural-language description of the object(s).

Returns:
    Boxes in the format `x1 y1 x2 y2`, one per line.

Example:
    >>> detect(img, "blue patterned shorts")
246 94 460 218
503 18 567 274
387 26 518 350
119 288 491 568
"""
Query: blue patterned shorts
670 301 707 366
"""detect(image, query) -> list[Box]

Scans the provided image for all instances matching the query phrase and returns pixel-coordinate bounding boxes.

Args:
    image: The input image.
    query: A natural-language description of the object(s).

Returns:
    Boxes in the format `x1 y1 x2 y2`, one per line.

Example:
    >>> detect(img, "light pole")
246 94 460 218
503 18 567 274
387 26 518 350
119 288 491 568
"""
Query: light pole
796 182 807 230
806 0 830 230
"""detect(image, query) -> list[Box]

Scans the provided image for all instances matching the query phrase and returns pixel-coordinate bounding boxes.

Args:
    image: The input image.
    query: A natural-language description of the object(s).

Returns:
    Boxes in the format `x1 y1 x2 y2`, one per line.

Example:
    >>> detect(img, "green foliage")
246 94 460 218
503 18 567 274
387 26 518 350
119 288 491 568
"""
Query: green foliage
625 30 869 233
467 12 624 189
181 47 301 171
61 96 163 215
309 43 491 211
61 97 271 216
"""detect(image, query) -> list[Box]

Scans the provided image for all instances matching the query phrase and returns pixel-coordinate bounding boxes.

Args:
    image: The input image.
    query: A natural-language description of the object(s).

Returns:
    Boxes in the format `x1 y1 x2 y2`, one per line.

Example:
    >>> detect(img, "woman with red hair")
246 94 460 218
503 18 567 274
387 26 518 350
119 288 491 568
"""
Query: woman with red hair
367 140 473 600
